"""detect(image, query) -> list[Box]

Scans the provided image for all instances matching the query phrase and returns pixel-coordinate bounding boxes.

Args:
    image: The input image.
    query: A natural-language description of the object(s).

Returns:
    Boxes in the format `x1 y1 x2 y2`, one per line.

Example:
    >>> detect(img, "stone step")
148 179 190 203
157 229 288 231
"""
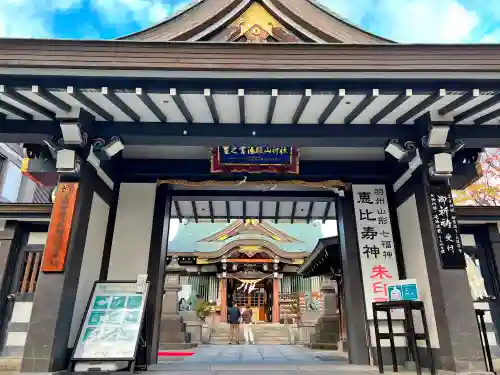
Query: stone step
158 343 198 350
209 324 291 345
209 340 291 344
211 334 290 337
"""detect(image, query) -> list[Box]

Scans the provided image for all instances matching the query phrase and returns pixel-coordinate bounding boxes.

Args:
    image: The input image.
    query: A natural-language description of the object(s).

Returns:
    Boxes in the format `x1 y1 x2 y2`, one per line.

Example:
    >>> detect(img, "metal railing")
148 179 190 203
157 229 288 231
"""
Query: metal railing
475 309 496 373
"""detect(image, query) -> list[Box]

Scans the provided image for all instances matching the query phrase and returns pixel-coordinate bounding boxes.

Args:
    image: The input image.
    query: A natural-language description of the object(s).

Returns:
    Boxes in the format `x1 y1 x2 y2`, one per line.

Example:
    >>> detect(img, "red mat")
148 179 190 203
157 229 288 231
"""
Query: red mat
158 351 195 357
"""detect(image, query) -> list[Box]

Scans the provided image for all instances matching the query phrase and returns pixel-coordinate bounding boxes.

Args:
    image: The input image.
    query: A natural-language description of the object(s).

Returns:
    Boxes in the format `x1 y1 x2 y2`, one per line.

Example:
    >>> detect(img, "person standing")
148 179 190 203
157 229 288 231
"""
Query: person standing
228 303 241 344
242 305 255 345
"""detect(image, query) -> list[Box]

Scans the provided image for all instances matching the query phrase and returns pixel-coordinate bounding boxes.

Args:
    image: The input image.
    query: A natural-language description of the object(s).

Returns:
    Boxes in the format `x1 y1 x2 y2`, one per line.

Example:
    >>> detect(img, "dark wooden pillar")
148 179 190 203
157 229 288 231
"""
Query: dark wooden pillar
399 171 485 372
336 191 371 365
272 276 280 323
220 277 228 323
21 165 106 373
146 184 171 365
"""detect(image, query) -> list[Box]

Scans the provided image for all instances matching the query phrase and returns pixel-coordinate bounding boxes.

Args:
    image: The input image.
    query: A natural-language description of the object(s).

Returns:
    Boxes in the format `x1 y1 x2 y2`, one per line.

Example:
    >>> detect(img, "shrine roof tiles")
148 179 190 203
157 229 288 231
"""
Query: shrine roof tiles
168 219 323 254
119 0 391 44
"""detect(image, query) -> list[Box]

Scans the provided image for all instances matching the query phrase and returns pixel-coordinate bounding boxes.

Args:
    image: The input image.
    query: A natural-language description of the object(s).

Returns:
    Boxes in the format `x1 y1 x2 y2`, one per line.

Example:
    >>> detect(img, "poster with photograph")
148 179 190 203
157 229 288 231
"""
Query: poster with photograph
178 284 193 311
72 282 149 360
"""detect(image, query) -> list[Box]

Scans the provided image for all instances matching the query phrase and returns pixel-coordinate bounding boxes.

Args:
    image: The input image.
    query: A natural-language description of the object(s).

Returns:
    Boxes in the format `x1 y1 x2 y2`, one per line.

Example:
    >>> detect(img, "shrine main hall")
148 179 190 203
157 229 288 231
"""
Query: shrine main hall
0 0 500 374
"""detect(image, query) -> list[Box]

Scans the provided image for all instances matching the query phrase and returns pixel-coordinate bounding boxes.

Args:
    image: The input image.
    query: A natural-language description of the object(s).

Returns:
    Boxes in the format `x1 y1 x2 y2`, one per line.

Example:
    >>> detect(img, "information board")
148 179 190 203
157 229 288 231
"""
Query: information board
429 184 466 269
72 281 149 361
388 279 420 301
278 293 297 318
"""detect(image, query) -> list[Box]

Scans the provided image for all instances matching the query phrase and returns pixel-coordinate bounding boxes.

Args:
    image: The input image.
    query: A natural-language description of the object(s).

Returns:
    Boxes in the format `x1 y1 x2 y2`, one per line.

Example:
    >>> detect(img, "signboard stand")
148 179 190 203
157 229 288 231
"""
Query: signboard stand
69 280 150 373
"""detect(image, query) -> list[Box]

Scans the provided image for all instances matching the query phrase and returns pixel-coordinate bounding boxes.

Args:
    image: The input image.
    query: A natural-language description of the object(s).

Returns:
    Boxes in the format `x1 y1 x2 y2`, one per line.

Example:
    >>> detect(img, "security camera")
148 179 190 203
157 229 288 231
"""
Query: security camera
56 149 81 176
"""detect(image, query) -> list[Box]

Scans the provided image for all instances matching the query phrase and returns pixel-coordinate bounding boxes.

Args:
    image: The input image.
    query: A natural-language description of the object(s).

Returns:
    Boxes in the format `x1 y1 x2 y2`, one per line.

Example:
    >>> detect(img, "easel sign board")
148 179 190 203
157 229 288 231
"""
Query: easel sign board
71 281 149 362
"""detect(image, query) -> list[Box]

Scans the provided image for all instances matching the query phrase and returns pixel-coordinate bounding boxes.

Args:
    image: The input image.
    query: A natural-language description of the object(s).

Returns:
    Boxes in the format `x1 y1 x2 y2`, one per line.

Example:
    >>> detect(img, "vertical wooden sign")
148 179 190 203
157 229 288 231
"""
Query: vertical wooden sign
429 184 466 269
352 184 400 319
41 182 79 272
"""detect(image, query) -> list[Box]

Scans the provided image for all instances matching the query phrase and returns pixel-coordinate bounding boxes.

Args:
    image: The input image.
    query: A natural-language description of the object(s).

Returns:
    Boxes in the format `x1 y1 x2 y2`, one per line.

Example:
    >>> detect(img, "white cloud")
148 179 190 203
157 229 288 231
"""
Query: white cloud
168 218 180 241
149 2 170 23
0 0 83 38
479 29 500 43
318 0 480 43
319 220 338 238
0 0 487 43
92 0 164 26
91 0 189 27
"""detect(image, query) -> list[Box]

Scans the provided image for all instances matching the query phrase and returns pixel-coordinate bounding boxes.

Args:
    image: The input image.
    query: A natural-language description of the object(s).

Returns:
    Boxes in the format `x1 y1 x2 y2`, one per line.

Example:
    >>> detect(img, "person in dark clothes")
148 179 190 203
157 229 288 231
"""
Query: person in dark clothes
228 303 241 344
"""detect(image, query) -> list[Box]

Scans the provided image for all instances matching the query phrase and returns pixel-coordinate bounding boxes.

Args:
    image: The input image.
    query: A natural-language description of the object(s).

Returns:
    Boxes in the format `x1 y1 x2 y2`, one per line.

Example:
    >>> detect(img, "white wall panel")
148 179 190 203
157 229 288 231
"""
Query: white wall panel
107 183 156 280
397 195 440 348
68 193 110 347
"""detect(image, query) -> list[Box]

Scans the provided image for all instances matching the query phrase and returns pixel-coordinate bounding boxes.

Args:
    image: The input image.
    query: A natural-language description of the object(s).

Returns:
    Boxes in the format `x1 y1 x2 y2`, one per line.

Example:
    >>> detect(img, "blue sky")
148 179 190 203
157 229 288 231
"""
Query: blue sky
0 0 499 43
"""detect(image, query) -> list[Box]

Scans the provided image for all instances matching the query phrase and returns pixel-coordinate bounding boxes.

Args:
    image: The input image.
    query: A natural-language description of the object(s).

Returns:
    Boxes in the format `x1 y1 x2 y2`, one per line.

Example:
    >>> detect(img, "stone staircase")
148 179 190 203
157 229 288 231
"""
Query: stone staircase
209 323 292 345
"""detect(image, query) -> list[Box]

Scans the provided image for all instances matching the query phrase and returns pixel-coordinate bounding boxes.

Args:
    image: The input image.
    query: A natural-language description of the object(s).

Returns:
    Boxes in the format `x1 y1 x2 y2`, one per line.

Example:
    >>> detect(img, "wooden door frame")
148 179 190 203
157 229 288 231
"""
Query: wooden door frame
461 225 500 342
0 227 26 353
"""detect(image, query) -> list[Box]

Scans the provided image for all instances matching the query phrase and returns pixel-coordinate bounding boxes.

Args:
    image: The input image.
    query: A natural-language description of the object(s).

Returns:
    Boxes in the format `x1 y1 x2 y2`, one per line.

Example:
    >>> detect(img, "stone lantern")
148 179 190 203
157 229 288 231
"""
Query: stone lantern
159 256 193 349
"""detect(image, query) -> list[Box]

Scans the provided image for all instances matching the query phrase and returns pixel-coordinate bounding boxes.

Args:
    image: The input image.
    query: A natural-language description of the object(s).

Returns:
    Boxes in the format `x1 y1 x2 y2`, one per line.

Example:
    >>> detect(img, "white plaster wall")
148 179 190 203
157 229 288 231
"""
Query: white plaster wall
461 234 476 247
17 177 37 203
396 195 440 348
5 302 33 348
68 193 109 347
107 183 156 280
27 232 47 245
0 161 22 202
5 332 27 347
460 235 499 348
11 302 32 323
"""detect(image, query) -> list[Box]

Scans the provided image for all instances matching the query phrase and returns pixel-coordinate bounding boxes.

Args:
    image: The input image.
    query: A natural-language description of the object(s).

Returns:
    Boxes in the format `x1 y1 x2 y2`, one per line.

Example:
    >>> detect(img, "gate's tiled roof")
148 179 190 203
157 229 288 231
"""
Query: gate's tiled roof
168 219 324 255
119 0 392 44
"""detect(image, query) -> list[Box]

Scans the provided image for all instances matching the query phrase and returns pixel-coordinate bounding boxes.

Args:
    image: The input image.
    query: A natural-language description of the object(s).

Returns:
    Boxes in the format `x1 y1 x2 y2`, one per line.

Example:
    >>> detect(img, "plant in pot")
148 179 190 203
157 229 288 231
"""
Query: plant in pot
195 300 214 322
290 295 301 323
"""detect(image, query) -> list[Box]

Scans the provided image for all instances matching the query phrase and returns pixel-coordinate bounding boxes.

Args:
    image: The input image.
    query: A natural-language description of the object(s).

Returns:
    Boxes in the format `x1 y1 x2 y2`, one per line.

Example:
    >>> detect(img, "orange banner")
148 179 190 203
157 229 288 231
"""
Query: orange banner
41 182 79 272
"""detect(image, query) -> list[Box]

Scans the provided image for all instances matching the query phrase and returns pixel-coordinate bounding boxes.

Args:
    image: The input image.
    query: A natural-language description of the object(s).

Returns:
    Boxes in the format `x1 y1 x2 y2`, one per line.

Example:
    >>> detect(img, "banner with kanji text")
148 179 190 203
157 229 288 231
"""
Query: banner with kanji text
352 185 400 319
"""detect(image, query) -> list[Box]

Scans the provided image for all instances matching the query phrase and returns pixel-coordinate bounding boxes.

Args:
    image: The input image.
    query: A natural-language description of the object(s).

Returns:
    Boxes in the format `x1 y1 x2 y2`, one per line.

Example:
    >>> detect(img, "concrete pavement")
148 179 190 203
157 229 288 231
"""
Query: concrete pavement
145 344 426 374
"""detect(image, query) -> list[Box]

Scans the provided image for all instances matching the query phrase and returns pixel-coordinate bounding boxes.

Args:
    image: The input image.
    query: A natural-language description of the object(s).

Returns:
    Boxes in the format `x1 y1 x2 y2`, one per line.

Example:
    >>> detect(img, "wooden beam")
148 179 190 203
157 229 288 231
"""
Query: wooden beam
102 87 140 122
318 89 345 124
136 88 167 123
292 89 311 124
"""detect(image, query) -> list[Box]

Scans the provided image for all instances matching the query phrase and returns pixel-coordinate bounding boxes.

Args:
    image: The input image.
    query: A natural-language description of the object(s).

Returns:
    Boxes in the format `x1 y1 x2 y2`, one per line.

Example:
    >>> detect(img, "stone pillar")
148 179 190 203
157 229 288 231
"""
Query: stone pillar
336 192 371 365
159 256 187 349
309 279 340 349
21 164 112 372
219 276 227 323
321 279 338 317
399 171 486 372
272 276 280 323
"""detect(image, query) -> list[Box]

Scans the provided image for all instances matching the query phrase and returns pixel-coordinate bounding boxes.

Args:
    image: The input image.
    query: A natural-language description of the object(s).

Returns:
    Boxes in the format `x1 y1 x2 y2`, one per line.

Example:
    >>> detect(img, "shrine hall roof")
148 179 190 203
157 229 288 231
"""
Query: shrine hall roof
119 0 392 44
168 219 324 254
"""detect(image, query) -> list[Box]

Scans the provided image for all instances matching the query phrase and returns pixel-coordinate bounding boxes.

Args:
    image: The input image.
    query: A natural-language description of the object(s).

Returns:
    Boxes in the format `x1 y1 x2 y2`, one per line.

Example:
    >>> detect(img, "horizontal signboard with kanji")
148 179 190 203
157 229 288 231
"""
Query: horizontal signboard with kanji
210 146 299 174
